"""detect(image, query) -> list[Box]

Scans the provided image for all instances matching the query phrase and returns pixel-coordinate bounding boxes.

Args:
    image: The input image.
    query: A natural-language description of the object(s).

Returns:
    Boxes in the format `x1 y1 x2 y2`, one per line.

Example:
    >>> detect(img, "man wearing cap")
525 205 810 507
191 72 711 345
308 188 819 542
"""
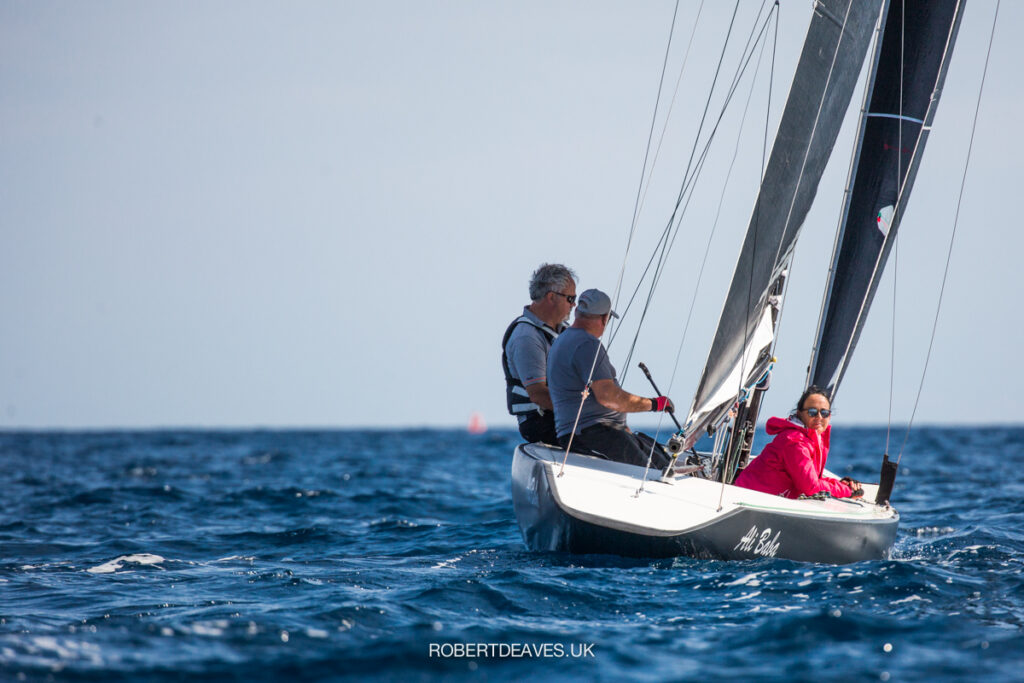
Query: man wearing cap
501 263 578 444
547 288 674 468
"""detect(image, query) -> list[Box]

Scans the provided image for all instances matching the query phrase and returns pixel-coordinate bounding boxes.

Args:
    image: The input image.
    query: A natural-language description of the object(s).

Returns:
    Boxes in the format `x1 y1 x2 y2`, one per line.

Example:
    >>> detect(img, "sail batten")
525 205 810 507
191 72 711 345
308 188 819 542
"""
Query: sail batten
808 0 967 401
683 0 885 447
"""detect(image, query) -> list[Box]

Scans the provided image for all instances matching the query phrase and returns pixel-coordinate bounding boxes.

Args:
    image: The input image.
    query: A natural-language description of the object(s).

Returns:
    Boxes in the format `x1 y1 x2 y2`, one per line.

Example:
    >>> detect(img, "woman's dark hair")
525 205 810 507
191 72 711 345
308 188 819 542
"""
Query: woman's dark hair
796 385 831 412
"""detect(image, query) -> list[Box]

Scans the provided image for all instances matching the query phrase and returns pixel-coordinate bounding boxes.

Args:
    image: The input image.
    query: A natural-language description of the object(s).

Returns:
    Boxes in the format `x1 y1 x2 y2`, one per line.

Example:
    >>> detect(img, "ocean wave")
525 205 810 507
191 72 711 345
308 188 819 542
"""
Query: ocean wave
87 554 167 574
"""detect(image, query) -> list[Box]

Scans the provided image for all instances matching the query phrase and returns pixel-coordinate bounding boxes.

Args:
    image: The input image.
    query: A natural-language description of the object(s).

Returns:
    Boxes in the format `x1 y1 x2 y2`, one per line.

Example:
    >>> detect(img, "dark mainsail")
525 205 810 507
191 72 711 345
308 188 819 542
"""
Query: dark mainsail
684 0 885 446
808 0 966 399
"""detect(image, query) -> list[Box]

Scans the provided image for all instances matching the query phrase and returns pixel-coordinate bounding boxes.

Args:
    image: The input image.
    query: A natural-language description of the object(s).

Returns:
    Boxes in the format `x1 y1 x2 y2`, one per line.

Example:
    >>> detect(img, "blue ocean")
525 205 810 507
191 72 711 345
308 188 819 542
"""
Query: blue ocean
1 426 1022 681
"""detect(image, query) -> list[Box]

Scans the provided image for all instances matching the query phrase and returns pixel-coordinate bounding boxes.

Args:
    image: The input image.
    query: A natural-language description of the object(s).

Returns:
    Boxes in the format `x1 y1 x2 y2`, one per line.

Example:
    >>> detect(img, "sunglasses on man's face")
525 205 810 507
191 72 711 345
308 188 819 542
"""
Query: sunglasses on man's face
803 408 832 418
551 292 577 305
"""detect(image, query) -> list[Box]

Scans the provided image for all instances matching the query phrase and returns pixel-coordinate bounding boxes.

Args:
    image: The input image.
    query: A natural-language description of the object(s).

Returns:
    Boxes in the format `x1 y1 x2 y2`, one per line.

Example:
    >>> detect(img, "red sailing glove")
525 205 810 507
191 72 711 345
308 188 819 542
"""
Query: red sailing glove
651 396 674 413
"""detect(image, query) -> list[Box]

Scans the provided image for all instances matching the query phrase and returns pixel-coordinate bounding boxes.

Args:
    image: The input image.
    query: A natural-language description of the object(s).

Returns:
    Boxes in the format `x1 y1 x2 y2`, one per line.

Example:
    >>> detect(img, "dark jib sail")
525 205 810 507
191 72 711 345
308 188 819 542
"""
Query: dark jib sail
808 0 966 398
684 0 884 447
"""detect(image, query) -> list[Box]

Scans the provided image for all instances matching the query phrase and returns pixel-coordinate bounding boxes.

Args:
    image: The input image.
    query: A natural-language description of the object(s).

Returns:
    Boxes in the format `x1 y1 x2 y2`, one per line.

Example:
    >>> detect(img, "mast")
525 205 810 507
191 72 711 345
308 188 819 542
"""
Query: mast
807 0 968 400
682 0 886 451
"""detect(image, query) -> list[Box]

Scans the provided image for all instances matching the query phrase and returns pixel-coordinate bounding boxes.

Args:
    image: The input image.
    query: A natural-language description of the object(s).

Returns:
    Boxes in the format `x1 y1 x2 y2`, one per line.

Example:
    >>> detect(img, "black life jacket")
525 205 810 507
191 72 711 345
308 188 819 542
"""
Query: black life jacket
501 314 562 417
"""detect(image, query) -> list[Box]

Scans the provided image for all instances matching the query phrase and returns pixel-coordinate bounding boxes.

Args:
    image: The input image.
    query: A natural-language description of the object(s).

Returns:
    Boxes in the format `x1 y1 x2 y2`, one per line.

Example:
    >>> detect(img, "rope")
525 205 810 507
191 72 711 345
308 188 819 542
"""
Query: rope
898 0 999 463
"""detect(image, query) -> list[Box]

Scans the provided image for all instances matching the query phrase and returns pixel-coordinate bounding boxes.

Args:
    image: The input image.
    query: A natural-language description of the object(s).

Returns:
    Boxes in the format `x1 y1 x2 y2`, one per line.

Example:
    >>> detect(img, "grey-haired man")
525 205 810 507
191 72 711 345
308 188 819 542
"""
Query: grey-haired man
547 288 674 468
501 263 578 444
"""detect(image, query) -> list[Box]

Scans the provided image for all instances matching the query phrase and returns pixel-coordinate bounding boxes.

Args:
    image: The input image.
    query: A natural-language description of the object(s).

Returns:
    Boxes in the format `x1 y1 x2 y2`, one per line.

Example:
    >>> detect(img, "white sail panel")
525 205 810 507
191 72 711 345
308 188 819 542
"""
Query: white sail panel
686 306 774 436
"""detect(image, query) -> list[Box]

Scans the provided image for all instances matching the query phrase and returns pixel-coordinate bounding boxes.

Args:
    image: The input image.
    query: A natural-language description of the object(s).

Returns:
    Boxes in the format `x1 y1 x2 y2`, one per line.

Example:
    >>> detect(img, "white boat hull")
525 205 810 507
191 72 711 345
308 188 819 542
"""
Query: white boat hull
511 443 899 564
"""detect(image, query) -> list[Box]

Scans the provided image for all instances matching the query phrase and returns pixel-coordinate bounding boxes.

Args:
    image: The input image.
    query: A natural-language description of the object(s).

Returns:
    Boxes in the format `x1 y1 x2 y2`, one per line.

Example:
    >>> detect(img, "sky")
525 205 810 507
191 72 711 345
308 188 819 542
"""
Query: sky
1 1 1020 430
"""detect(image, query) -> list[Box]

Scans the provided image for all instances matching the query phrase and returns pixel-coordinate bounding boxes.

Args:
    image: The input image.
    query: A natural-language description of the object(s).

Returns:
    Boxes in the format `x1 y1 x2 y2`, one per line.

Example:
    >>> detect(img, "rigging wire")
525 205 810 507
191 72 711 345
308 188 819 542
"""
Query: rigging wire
657 1 778 333
611 0 682 340
646 2 777 283
804 2 887 402
636 3 780 491
558 1 685 476
761 0 857 378
695 0 855 461
887 238 898 454
666 7 779 403
561 1 769 480
610 2 774 351
608 0 745 356
611 0 705 340
618 13 778 401
611 1 776 375
885 0 906 455
897 0 999 464
708 0 854 508
713 10 780 512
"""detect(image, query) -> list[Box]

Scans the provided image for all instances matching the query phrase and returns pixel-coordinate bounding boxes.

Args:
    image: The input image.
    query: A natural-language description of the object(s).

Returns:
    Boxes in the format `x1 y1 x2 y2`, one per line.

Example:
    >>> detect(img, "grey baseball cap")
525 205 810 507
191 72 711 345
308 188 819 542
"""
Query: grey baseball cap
576 289 619 318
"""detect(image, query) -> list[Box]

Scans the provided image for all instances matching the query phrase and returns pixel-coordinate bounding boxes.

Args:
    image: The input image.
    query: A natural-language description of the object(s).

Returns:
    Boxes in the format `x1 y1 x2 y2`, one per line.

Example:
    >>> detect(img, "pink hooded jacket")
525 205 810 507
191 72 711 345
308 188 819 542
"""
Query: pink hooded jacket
734 417 854 499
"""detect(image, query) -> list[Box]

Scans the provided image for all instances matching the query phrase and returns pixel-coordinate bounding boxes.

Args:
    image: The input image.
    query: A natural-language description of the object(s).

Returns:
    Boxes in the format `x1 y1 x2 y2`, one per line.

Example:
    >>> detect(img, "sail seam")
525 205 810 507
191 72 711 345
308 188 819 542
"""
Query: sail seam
866 112 924 124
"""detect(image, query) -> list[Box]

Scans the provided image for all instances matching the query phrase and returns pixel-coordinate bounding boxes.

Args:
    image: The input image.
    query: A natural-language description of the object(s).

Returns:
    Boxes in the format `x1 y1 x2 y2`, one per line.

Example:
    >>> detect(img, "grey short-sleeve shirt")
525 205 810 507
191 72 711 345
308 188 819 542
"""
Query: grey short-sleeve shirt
547 327 627 437
505 307 559 388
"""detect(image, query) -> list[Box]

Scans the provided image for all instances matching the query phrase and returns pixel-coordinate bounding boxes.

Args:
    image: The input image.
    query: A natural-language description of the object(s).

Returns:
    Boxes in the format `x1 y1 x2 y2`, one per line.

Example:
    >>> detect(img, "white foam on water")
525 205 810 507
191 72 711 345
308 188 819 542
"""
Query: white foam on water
213 555 255 564
432 556 462 569
86 553 166 574
763 605 804 613
722 572 761 587
946 545 994 561
892 595 930 605
21 561 73 572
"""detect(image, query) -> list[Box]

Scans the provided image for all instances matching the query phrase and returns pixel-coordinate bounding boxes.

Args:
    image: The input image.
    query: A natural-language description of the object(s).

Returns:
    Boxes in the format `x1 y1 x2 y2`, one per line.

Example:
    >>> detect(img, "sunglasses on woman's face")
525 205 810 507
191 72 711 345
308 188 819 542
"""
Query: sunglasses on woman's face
804 408 831 418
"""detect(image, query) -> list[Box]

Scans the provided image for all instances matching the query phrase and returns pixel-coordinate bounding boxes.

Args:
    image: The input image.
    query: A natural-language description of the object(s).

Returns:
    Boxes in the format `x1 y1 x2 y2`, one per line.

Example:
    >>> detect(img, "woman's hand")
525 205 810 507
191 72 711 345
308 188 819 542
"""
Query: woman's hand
841 477 864 499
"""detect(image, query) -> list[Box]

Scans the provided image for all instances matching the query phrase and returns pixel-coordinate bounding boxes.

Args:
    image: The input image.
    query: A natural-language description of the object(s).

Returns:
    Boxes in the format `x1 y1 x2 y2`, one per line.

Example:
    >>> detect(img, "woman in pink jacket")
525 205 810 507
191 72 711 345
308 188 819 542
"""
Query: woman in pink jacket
734 387 862 499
